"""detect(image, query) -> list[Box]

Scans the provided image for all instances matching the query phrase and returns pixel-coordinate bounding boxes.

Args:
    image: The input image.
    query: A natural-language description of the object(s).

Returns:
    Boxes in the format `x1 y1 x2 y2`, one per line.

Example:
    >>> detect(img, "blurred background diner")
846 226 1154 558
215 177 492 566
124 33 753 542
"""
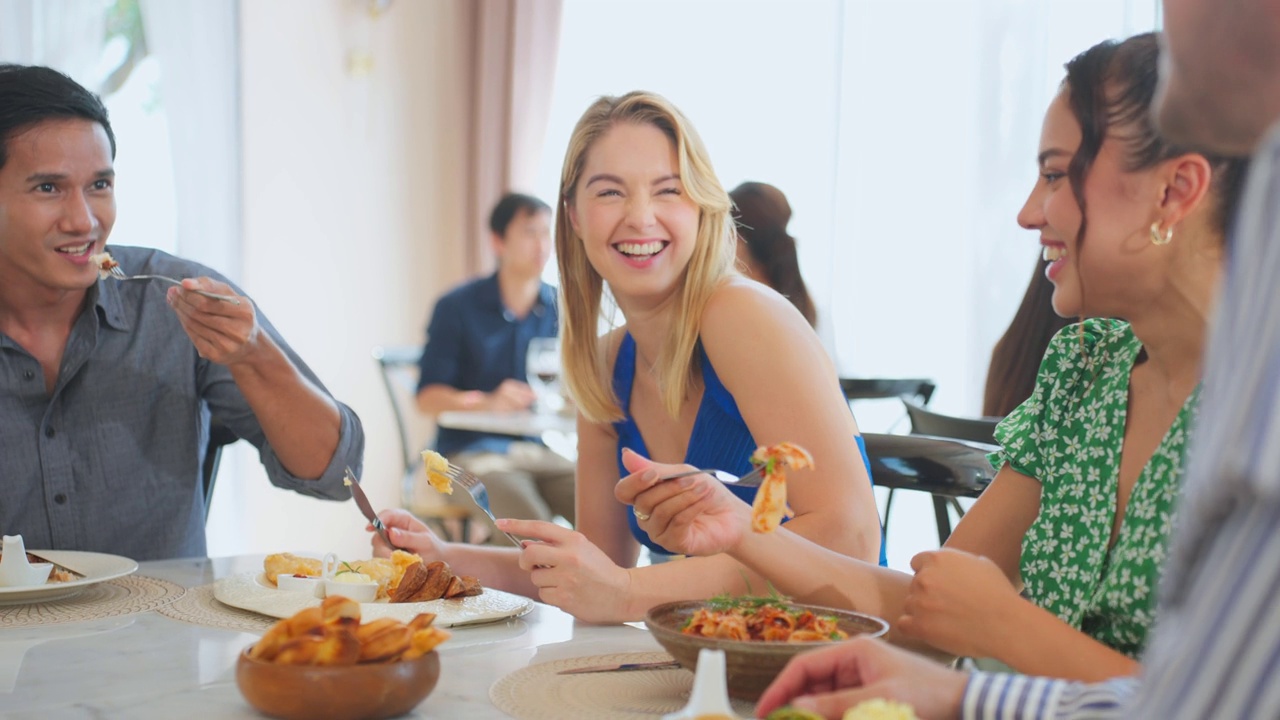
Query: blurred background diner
0 0 1169 570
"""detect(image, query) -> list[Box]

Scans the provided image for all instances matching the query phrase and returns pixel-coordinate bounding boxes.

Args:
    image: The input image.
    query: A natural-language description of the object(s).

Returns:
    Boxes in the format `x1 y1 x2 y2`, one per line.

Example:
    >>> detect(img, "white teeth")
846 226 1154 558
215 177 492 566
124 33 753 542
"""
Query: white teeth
1043 245 1066 262
616 241 664 257
56 243 92 255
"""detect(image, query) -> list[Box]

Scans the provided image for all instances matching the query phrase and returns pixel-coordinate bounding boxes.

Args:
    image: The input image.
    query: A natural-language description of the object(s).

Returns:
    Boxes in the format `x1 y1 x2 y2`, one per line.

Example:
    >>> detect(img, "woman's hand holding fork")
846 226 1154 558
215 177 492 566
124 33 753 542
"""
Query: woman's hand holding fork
370 508 450 562
498 518 634 624
614 448 752 558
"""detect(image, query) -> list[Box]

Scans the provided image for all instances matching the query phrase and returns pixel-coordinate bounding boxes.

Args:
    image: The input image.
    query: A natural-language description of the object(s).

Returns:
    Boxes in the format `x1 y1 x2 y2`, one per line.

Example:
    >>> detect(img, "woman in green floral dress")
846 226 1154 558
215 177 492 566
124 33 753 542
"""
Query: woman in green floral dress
614 33 1251 682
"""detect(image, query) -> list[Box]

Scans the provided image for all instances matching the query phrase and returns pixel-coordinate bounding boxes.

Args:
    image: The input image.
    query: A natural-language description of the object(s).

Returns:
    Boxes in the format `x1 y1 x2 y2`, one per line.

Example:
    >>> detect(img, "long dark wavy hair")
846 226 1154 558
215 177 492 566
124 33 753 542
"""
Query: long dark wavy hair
730 181 817 327
983 255 1073 417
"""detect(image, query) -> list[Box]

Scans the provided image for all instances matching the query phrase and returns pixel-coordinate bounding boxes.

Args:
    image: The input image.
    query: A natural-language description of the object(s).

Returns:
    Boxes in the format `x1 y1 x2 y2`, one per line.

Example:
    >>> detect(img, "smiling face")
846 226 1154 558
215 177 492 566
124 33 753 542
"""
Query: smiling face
1017 91 1169 319
567 121 700 309
0 118 116 300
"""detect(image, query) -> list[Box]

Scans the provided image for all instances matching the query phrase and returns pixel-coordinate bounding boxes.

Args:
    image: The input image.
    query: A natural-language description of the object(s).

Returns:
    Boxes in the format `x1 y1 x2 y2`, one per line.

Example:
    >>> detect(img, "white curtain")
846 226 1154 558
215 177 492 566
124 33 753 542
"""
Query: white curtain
139 0 241 280
0 0 104 83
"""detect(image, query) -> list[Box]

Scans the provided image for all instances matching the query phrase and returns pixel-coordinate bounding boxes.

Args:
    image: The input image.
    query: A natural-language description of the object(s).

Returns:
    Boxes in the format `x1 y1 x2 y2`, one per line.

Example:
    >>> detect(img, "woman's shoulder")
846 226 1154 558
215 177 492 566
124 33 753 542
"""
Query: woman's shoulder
701 277 809 343
699 278 834 384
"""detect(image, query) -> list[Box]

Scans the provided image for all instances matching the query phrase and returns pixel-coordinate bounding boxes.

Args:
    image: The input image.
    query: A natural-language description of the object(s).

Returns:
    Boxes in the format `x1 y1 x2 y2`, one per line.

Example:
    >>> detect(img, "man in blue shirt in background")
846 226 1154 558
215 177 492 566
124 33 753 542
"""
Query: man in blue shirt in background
415 193 575 536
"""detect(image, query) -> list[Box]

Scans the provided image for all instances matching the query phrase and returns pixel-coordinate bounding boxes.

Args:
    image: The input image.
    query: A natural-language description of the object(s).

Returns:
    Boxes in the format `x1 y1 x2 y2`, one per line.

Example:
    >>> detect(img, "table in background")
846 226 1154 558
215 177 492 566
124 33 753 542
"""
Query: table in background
2 554 662 719
437 410 578 462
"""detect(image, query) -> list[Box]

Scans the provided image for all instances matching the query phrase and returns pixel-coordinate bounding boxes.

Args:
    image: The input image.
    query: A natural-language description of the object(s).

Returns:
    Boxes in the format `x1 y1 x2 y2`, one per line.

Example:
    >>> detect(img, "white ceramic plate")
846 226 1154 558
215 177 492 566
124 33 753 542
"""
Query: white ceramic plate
0 550 138 605
213 572 534 628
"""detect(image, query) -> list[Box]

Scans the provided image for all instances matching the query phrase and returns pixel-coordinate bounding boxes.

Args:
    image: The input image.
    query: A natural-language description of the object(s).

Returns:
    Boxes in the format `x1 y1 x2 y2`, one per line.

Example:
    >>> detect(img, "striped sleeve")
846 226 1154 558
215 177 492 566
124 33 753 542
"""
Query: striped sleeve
961 673 1132 720
1130 497 1280 719
961 496 1280 720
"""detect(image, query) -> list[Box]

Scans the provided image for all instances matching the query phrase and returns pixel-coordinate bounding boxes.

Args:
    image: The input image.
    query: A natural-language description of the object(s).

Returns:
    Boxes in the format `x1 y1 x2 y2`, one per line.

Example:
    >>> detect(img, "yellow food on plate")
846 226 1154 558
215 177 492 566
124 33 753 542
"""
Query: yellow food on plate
263 552 323 584
842 699 919 720
421 450 453 494
248 595 450 666
263 550 482 602
749 442 814 533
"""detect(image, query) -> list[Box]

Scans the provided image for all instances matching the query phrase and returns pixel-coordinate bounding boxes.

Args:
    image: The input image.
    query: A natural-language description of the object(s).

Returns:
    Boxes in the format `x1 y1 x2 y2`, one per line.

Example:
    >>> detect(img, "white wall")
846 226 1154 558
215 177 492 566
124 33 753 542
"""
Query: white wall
206 0 472 559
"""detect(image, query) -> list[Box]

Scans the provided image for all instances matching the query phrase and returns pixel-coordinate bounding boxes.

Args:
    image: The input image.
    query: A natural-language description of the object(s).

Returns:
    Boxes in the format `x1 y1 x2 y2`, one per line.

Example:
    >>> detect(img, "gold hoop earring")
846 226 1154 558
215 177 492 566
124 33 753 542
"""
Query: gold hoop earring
1150 222 1173 246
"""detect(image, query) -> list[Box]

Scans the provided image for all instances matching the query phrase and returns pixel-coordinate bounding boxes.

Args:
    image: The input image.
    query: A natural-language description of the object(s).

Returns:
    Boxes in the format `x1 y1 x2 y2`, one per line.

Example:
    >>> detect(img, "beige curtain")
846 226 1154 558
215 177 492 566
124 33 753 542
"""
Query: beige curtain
463 0 563 274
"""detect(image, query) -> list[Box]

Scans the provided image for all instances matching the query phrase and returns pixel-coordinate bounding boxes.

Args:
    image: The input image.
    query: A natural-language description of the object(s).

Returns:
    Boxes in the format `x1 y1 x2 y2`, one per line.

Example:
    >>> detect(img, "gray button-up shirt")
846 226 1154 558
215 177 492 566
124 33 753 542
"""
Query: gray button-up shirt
0 245 362 560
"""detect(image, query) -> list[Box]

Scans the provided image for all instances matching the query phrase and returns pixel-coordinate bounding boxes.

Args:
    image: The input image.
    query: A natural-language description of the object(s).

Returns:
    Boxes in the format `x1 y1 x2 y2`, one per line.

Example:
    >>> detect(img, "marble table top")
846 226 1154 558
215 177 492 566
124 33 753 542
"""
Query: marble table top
0 554 665 719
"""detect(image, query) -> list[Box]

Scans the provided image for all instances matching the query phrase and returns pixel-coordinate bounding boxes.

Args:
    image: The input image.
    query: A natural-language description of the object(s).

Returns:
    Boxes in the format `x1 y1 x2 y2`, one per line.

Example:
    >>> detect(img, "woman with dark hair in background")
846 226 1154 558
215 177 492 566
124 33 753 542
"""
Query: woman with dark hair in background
729 182 817 327
982 255 1073 417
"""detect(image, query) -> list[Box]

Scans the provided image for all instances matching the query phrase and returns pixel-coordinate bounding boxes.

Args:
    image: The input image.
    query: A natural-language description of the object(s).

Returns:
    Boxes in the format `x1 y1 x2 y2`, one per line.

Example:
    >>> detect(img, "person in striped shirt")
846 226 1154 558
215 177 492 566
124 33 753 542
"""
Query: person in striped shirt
753 0 1280 717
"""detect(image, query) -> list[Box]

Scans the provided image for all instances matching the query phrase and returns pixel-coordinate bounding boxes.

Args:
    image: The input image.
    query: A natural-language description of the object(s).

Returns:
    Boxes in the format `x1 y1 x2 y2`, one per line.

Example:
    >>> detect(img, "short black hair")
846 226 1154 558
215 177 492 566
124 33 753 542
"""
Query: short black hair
0 64 116 171
489 192 550 238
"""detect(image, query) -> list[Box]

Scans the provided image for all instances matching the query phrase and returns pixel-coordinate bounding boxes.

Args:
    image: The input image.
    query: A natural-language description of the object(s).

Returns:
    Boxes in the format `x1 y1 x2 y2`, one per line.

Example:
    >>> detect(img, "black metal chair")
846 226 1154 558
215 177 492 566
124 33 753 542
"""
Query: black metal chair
863 432 996 546
840 378 939 543
202 417 239 522
902 397 1000 446
840 377 936 406
881 397 1001 543
372 345 474 542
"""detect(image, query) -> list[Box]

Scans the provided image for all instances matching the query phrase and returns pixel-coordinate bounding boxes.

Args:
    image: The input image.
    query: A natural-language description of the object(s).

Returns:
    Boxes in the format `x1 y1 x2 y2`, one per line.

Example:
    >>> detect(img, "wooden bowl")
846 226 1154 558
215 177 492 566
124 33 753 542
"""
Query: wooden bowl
235 647 440 720
644 600 888 701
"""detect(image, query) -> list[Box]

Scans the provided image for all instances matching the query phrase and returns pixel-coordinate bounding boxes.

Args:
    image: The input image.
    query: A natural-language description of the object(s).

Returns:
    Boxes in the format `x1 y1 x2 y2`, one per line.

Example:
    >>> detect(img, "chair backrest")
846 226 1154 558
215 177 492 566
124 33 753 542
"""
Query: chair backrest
840 377 936 406
862 432 997 499
902 396 1000 446
202 417 239 521
372 345 433 474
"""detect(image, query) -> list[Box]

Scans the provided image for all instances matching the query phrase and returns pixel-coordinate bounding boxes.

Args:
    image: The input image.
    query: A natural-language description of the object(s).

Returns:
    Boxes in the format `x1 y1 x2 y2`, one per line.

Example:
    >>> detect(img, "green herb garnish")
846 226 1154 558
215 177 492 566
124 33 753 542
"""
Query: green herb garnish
704 589 800 616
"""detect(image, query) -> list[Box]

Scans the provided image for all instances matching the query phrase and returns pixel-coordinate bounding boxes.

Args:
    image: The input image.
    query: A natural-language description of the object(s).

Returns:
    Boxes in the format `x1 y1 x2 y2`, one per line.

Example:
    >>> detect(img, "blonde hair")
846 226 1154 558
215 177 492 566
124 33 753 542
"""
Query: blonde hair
556 91 736 424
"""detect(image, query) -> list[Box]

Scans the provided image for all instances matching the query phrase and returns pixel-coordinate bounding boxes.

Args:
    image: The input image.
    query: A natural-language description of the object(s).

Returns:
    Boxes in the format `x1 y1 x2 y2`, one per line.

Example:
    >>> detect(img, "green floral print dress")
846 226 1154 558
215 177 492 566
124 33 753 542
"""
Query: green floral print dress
990 318 1198 657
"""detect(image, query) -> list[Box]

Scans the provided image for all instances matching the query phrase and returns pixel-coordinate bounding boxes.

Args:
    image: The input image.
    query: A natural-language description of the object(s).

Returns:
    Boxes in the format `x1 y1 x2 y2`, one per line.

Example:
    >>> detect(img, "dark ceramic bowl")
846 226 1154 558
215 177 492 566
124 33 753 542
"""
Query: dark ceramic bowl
235 646 440 720
644 599 888 701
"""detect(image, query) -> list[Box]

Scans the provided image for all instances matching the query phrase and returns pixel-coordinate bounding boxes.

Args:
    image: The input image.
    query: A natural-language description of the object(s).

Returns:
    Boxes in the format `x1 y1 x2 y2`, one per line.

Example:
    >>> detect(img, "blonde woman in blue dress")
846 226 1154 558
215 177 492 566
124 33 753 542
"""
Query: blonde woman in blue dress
373 91 884 623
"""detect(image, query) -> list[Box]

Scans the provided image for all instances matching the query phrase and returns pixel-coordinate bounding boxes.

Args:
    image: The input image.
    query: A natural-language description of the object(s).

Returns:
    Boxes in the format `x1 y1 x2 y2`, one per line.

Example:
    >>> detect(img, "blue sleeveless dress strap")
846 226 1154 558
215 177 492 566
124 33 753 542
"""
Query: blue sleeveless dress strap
611 333 886 565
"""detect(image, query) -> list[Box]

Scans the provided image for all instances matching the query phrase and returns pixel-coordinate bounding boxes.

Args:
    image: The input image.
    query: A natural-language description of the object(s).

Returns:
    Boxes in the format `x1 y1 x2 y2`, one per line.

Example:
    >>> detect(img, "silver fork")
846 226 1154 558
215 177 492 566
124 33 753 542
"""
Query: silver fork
108 266 242 305
444 463 526 548
657 464 766 488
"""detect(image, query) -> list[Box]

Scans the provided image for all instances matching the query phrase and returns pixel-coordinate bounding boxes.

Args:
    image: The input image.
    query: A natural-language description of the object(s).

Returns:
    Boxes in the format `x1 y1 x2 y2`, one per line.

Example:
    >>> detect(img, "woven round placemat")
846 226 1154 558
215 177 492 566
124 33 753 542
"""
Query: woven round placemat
490 652 757 720
0 575 185 629
156 582 272 634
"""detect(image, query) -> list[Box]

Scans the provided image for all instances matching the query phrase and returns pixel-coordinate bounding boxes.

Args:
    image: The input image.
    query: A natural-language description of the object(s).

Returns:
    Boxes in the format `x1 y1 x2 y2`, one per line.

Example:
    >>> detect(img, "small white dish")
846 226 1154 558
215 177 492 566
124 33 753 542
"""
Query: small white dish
323 578 379 603
275 574 325 598
0 535 53 588
663 648 740 720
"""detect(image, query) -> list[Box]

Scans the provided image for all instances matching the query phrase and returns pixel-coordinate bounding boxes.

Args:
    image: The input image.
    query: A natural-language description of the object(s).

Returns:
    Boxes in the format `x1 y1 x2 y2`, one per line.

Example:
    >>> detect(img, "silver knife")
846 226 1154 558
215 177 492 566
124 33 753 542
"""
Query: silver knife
344 466 402 551
557 660 683 675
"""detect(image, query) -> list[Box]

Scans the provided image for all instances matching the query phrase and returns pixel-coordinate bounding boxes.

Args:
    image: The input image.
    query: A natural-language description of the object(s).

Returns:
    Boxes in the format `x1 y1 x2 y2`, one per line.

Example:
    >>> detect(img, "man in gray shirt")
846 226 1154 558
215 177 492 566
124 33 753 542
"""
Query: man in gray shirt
0 64 364 560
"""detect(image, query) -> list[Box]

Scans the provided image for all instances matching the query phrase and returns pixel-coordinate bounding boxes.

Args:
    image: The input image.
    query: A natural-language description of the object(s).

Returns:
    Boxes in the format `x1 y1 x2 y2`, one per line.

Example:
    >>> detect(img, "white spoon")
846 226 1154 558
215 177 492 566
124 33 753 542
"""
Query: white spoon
663 648 740 720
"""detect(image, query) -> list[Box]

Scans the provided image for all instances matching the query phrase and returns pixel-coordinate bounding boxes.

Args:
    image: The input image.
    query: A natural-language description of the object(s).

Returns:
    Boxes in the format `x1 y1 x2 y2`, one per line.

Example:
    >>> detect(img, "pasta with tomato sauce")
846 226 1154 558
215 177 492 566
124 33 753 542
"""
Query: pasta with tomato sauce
681 594 847 643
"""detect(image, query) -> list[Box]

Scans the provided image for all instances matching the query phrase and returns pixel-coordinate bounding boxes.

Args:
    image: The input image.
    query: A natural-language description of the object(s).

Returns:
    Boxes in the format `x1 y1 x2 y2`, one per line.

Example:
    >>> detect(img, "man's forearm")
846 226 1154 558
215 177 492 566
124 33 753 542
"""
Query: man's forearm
229 332 342 478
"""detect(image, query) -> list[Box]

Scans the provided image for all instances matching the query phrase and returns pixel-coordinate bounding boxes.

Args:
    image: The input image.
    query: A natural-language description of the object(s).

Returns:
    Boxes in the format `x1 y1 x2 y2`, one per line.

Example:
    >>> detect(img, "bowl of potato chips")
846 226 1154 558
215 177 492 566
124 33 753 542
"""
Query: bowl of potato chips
235 595 449 720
